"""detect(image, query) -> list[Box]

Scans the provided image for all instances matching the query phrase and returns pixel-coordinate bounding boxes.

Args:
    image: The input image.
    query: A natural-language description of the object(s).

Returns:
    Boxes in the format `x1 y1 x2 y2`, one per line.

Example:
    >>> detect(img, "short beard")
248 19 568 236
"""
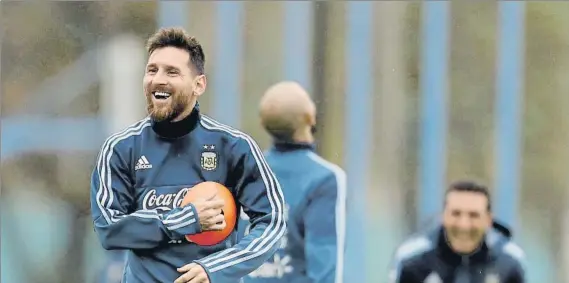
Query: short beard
146 91 188 122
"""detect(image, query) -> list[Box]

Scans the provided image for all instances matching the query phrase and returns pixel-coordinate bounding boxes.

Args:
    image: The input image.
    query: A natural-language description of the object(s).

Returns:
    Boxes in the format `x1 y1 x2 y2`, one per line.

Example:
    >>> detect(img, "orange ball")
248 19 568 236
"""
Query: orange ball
180 181 237 246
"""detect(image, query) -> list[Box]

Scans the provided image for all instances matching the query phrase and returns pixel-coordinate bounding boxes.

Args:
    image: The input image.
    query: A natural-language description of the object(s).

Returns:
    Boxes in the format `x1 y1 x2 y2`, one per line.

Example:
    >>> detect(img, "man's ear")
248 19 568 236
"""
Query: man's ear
304 110 316 127
193 75 207 96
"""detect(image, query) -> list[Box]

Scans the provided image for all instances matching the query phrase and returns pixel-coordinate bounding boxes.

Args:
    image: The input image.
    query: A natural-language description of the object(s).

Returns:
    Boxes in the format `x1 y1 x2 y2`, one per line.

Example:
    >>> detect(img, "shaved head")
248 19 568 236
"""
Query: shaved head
259 81 316 142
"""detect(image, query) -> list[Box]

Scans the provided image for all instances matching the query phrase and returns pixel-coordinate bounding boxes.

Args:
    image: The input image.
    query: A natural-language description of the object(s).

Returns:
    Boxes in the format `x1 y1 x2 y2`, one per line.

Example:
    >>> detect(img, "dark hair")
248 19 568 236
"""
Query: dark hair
146 27 205 75
445 180 492 211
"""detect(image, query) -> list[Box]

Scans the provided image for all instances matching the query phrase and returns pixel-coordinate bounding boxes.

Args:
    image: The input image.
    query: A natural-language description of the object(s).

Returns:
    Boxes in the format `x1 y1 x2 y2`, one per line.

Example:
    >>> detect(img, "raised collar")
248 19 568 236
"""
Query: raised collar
272 140 316 152
151 103 200 139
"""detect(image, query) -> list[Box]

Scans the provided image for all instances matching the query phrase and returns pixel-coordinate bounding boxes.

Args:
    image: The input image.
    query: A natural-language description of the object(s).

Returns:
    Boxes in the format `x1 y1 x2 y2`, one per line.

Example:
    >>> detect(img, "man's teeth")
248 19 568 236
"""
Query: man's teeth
154 92 171 99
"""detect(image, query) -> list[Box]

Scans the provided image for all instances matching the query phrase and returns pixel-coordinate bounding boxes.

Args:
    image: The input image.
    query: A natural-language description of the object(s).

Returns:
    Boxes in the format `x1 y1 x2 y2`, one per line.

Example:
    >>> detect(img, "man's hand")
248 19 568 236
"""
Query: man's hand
192 193 227 232
175 263 210 283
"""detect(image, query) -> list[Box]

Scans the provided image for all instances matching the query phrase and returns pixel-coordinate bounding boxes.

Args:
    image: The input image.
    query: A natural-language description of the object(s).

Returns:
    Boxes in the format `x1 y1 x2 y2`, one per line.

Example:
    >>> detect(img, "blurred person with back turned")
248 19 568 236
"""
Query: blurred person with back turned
389 181 526 283
89 27 286 283
237 81 347 283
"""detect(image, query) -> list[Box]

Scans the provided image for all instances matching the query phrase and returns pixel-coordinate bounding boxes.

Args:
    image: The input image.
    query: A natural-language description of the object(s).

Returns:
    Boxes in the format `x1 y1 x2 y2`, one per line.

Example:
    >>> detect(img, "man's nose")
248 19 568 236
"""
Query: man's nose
456 215 472 229
151 70 168 85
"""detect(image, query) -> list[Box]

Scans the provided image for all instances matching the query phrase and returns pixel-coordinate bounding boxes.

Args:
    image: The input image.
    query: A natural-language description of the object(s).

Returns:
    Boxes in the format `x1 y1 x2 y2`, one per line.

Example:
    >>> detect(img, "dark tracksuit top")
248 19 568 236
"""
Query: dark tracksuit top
237 142 347 283
389 221 526 283
89 105 286 283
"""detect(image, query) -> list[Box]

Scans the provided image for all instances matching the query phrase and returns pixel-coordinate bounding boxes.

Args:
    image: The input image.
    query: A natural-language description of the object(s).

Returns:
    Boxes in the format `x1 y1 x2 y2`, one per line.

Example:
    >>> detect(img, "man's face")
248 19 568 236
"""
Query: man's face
442 191 492 254
143 47 202 122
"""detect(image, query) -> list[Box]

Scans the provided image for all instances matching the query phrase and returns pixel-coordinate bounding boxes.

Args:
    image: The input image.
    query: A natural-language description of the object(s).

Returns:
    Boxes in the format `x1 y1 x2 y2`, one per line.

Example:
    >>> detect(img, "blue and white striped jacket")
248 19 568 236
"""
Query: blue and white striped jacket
90 104 286 283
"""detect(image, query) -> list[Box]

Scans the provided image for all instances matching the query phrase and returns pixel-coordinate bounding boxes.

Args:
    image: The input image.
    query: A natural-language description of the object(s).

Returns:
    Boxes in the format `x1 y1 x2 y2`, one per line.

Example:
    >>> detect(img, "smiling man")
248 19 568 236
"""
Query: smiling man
389 181 526 283
90 27 286 283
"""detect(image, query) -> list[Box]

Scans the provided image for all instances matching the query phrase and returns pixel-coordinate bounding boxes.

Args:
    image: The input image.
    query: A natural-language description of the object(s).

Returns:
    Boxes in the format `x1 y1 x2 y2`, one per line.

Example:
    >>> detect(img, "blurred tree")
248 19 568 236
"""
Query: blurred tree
402 2 422 229
1 2 82 115
447 1 497 184
524 3 569 281
371 2 412 280
241 2 285 147
319 2 347 166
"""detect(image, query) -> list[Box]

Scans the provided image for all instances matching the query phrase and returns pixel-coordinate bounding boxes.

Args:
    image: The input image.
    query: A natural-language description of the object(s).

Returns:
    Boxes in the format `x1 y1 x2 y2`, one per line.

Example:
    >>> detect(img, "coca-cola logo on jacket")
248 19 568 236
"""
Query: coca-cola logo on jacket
142 188 190 212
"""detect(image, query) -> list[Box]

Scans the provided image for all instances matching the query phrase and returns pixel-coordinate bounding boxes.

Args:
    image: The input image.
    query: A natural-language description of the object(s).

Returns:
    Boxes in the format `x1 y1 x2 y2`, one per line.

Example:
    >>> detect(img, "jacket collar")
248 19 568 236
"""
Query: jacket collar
434 227 494 265
151 103 200 139
271 140 316 152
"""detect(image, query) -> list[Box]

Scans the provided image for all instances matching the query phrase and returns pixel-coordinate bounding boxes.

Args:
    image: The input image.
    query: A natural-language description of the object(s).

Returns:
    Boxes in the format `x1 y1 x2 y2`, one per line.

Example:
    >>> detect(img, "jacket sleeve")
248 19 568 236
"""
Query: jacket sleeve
303 171 347 283
503 242 526 283
388 258 419 283
90 137 202 250
388 237 432 283
506 265 525 283
389 264 417 283
195 136 286 282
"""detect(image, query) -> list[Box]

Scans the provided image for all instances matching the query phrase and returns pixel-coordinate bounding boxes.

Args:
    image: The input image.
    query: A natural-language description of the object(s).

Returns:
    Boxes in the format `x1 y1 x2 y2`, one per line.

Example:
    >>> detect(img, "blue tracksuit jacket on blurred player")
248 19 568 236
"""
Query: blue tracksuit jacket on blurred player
237 142 347 283
90 104 286 283
389 221 525 283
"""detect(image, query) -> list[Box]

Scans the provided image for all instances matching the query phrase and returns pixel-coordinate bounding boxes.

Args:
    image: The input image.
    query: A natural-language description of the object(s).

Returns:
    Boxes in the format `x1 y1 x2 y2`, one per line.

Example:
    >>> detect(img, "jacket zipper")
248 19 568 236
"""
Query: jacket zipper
461 256 470 283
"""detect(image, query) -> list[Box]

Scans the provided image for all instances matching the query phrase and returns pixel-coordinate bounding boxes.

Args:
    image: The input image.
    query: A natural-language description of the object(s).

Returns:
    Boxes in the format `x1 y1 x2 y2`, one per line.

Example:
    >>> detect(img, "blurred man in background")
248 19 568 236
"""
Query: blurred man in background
238 81 347 283
90 27 286 283
389 181 526 283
